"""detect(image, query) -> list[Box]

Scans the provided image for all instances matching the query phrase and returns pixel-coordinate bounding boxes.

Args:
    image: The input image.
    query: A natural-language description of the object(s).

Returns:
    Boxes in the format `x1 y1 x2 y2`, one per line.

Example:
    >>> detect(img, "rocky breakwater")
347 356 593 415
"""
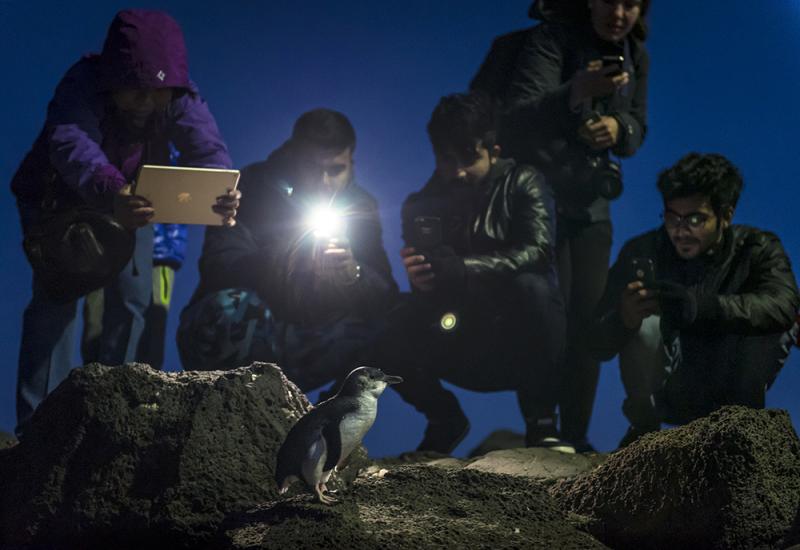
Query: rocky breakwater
0 362 366 549
551 406 800 549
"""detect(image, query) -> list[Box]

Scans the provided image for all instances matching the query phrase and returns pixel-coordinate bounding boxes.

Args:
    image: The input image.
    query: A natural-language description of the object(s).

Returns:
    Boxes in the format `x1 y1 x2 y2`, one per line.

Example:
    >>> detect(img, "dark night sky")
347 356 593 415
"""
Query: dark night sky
1 1 798 455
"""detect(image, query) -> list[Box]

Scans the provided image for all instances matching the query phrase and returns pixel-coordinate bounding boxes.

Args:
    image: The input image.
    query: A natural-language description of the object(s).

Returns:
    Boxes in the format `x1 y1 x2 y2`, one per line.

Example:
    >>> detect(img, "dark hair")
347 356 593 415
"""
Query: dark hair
657 153 743 215
290 108 356 154
529 0 651 42
427 91 497 156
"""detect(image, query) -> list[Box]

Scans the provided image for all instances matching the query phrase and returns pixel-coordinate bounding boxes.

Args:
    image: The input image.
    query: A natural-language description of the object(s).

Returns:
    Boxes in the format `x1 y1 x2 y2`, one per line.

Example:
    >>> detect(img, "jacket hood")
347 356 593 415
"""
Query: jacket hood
97 9 189 91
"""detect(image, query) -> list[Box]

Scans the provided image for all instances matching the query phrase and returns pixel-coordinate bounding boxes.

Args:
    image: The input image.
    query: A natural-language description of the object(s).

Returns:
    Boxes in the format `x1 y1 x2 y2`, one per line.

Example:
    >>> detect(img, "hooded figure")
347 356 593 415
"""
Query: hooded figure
11 9 234 438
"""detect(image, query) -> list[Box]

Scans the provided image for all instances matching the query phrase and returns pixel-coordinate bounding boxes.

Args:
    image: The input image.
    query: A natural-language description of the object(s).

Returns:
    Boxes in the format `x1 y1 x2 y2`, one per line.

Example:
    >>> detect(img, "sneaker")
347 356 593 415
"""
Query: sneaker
524 415 574 452
617 424 659 449
569 438 597 454
527 436 576 454
417 411 470 455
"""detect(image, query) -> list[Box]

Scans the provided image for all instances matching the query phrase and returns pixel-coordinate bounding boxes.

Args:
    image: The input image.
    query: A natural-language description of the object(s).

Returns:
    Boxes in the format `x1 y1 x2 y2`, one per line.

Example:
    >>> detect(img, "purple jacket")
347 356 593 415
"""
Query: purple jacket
11 10 231 208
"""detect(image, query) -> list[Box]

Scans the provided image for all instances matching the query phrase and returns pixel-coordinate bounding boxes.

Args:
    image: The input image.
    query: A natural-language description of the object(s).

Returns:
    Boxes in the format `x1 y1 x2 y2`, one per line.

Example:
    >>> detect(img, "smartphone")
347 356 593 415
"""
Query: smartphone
413 216 442 249
602 55 625 77
631 257 656 287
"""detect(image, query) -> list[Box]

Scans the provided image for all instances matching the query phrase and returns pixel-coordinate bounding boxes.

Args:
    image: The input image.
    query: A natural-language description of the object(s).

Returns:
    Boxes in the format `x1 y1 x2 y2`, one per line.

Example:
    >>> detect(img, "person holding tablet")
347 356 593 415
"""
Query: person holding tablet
10 9 239 437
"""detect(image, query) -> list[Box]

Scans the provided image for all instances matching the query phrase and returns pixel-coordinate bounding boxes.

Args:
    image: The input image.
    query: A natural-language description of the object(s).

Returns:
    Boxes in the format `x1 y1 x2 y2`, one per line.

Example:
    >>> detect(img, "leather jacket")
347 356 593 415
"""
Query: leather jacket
401 158 556 301
589 225 800 360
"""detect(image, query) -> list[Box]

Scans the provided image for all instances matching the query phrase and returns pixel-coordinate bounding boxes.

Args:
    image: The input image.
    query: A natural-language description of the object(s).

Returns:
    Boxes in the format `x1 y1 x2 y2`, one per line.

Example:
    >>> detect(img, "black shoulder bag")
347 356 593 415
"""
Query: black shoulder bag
22 170 135 304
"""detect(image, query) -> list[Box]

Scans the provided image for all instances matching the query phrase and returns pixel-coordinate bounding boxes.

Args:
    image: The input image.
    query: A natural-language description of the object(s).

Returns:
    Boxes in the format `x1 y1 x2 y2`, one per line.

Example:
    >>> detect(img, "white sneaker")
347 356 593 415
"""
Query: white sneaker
531 436 576 454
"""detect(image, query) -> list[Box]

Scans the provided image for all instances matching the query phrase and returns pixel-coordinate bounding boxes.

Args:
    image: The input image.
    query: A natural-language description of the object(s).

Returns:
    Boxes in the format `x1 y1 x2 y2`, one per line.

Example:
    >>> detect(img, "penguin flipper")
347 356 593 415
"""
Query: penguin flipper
276 413 328 489
321 412 343 473
300 431 328 489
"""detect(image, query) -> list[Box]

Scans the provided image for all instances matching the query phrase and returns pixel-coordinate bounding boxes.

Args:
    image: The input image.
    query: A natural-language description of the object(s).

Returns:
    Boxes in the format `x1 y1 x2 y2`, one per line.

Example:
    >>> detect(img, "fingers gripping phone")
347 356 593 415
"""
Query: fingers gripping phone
413 216 442 250
631 257 656 287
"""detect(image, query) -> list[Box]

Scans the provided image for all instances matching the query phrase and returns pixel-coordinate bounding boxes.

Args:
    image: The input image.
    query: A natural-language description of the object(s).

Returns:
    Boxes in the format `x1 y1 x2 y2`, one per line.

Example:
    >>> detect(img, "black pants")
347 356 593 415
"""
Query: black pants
375 272 566 426
658 326 798 424
555 219 613 443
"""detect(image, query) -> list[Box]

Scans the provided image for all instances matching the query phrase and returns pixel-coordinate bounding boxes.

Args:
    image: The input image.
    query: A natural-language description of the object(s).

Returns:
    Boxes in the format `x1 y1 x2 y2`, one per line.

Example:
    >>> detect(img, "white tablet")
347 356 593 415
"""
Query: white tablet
134 165 240 225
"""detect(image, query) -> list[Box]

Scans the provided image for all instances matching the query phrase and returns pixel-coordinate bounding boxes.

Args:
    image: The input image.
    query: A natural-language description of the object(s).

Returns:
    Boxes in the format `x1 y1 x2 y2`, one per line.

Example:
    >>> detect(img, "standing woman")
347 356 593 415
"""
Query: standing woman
502 0 650 451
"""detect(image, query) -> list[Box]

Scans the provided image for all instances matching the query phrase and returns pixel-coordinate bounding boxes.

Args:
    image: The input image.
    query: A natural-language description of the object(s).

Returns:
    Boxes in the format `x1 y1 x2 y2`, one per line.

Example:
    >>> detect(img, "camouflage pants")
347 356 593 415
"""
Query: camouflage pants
177 288 382 392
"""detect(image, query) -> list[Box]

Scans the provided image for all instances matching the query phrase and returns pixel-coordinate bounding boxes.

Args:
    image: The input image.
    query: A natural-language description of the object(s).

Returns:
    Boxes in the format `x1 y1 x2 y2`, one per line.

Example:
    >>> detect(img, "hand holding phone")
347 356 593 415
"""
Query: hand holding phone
401 246 435 292
570 57 628 106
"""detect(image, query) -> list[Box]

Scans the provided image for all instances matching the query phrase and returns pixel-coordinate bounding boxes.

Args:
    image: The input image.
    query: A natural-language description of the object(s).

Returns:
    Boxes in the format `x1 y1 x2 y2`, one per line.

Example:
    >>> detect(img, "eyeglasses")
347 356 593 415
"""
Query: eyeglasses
661 212 711 230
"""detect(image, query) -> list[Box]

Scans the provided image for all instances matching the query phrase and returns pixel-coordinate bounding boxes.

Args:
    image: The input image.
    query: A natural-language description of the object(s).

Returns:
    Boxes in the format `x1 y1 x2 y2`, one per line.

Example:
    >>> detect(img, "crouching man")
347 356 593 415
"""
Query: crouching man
178 109 398 392
589 153 799 447
378 92 570 454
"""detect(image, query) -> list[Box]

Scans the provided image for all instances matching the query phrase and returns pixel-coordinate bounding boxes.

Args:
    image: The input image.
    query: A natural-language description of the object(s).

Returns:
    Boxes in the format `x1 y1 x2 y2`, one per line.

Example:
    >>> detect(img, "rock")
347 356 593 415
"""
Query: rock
0 362 364 549
468 429 525 457
220 464 609 549
380 444 606 485
465 448 605 482
551 406 800 549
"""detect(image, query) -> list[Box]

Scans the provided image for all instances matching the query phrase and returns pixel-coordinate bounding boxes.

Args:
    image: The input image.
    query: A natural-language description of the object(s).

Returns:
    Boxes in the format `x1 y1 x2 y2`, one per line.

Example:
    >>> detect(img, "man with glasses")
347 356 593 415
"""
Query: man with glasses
589 153 799 447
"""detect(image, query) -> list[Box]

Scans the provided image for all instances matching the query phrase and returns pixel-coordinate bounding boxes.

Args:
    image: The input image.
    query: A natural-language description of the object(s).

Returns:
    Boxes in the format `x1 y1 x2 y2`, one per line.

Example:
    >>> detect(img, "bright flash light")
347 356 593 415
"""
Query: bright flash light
439 312 458 332
307 205 343 239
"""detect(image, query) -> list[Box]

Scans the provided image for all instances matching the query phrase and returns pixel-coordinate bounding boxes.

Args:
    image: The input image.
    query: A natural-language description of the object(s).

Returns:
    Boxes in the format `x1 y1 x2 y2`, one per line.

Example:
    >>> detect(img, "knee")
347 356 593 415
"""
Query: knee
631 315 663 350
509 272 564 319
510 272 558 303
619 316 665 383
178 288 269 369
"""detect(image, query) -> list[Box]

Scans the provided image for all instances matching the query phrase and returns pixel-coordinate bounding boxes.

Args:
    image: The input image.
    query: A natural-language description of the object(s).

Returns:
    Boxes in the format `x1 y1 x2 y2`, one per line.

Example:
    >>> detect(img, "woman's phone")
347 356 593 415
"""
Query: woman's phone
602 55 625 77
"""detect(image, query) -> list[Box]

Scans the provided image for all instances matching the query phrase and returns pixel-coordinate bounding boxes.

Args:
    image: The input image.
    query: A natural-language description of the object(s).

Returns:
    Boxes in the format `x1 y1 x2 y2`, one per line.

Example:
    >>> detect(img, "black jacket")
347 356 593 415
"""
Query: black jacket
589 225 800 360
401 158 556 302
502 21 649 222
189 146 398 325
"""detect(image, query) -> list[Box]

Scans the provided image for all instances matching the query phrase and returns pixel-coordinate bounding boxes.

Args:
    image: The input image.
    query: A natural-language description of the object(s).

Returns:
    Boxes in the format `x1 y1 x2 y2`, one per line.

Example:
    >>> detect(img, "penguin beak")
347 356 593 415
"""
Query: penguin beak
381 374 403 385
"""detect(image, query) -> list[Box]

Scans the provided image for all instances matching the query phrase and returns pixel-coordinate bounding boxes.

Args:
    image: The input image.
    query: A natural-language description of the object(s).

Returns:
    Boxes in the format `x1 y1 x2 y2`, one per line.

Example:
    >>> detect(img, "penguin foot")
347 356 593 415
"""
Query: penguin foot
315 484 339 505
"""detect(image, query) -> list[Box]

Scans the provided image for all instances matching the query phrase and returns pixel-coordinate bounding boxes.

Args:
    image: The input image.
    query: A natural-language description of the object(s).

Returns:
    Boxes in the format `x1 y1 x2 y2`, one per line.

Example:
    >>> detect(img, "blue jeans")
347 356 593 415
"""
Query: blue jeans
16 222 153 436
177 288 383 392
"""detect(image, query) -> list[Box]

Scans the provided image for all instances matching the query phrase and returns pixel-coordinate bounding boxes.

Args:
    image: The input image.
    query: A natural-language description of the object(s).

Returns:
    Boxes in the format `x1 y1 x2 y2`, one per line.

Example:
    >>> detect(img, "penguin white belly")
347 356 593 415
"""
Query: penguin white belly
337 405 377 466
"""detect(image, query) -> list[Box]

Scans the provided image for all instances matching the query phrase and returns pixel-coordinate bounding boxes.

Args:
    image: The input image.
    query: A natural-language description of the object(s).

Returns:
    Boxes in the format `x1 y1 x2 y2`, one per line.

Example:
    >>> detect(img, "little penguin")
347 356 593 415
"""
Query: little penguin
275 366 403 504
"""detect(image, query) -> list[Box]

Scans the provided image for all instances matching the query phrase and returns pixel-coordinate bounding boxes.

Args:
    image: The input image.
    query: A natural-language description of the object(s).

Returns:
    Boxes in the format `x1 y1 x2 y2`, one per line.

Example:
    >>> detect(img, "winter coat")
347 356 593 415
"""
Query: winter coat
190 145 398 325
11 10 231 210
401 158 556 303
589 225 800 360
502 20 649 222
